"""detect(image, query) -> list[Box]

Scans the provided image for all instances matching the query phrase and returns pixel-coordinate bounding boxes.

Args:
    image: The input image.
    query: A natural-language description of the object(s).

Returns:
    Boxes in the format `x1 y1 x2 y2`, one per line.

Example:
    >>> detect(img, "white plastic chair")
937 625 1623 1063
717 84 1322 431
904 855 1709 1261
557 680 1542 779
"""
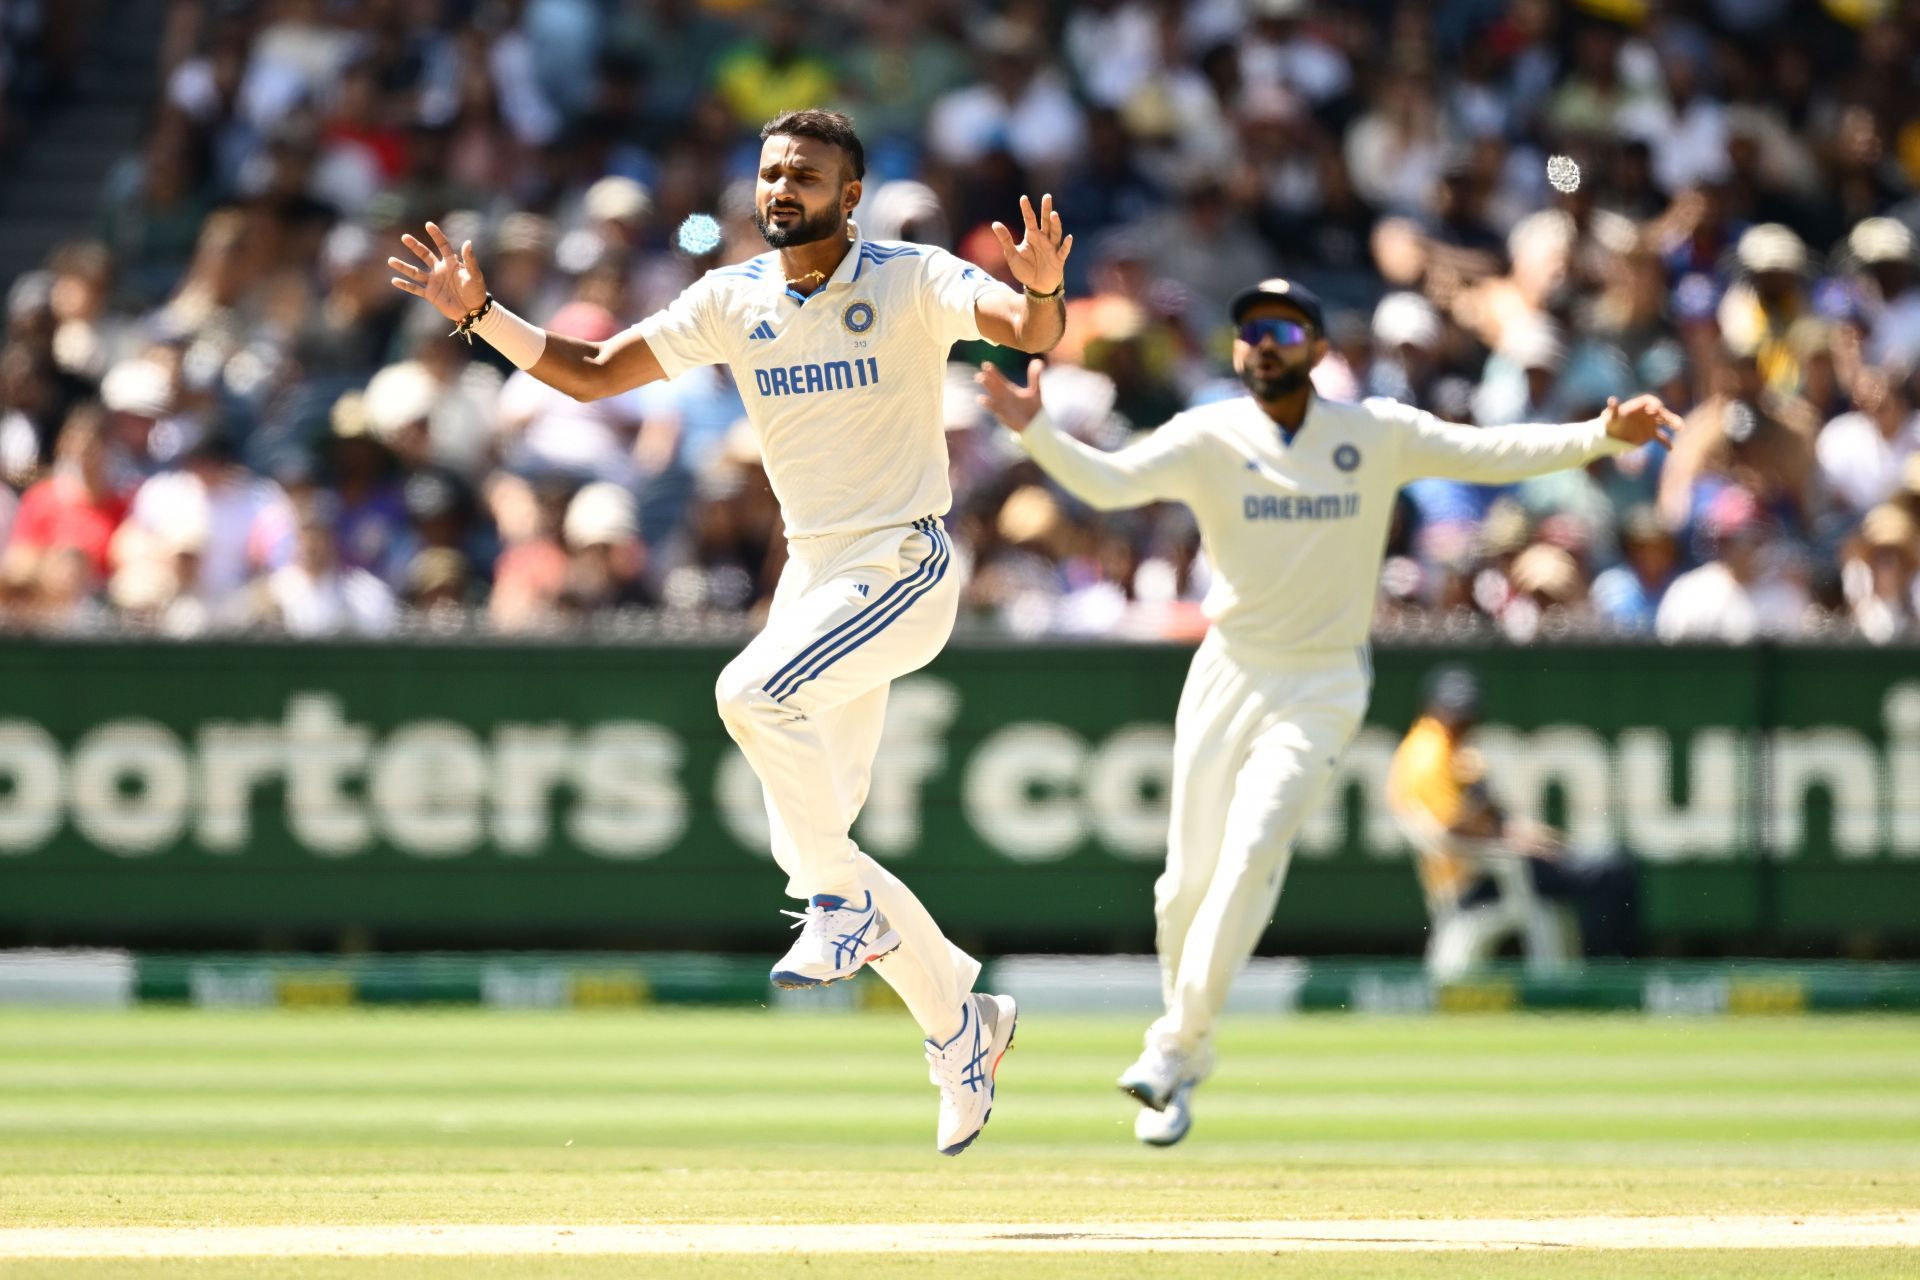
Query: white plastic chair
1392 809 1577 983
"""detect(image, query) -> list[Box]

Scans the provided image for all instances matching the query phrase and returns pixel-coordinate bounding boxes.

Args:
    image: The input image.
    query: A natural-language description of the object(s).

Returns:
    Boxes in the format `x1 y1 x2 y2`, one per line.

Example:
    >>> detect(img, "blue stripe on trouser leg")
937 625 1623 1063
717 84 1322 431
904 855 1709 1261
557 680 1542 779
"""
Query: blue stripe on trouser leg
767 524 950 704
760 518 932 699
760 519 940 700
766 524 950 704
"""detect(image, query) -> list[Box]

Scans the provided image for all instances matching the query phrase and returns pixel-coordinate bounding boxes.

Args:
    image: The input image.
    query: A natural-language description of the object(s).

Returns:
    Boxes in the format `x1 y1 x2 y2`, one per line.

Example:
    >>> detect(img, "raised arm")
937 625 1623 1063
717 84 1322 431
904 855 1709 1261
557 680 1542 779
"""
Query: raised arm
390 220 666 402
977 359 1193 511
1393 394 1681 486
972 194 1072 353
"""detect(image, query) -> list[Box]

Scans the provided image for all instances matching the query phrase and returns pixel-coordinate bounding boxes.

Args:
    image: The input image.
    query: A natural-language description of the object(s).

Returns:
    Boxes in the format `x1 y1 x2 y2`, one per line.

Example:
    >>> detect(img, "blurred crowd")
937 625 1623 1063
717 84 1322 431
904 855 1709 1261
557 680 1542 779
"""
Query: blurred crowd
4 0 1920 643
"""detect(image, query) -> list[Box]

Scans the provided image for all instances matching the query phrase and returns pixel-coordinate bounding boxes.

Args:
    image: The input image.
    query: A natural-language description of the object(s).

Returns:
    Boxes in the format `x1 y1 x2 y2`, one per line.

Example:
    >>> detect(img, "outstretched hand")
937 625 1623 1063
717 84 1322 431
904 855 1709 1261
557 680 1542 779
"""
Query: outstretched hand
389 221 489 324
1602 393 1683 449
976 359 1046 432
990 194 1074 295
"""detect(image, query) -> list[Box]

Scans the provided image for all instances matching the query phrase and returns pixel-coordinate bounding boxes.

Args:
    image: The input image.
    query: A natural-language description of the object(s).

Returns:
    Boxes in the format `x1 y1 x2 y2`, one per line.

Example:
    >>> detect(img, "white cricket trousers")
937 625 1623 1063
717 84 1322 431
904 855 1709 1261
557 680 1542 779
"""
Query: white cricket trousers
1149 631 1371 1069
715 516 980 1038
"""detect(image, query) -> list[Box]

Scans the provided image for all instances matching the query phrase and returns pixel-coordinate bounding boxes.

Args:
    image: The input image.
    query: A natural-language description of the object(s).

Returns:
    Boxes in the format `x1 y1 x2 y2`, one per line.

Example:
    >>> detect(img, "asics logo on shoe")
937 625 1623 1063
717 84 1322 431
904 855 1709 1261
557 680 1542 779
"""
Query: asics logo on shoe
832 913 876 969
961 1022 989 1094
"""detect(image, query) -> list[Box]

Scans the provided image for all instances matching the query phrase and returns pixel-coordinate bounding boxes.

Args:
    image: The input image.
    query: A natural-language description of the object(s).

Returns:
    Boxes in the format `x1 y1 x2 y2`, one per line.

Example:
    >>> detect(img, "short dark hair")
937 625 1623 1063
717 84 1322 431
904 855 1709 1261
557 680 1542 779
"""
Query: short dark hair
760 109 865 181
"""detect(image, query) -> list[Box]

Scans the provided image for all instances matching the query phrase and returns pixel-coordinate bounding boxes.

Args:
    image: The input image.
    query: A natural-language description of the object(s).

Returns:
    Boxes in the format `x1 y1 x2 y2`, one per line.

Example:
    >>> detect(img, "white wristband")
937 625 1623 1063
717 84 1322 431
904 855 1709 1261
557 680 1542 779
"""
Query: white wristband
471 301 547 371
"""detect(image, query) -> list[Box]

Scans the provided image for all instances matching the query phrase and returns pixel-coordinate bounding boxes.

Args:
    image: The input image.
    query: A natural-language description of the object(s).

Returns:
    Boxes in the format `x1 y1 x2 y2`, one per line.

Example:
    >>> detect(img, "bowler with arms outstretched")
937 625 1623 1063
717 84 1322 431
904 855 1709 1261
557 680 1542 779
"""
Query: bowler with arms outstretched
393 109 1074 1157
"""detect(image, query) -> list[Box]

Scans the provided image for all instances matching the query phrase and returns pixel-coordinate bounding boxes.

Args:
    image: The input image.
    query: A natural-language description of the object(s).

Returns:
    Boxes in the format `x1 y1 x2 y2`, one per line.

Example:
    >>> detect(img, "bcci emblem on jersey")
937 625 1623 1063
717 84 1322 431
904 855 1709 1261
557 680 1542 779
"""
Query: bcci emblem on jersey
1333 443 1362 472
842 300 876 334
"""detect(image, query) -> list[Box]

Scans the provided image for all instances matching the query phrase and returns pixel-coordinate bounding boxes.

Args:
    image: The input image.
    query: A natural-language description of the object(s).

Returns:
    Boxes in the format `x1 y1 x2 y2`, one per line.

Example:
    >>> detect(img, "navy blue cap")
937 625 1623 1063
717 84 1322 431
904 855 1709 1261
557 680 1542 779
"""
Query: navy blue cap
1422 664 1483 719
1230 277 1326 333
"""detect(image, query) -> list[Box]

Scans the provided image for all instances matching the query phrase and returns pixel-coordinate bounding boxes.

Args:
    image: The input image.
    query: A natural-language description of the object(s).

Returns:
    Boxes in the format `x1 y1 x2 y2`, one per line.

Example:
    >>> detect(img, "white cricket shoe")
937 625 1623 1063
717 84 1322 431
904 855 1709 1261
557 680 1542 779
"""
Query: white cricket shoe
926 993 1017 1156
1116 1044 1188 1112
1134 1078 1195 1147
769 891 900 989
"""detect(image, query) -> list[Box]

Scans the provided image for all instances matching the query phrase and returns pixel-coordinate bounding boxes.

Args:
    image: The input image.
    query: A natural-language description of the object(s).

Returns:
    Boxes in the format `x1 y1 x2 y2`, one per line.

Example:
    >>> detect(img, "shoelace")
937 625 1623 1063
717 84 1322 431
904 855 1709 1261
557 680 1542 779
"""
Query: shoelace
780 904 874 968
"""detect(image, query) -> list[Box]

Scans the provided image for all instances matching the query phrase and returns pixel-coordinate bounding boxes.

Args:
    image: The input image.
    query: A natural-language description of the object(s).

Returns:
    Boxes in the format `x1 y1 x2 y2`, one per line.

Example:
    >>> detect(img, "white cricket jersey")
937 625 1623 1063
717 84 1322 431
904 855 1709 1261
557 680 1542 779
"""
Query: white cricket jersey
637 235 1005 538
1021 394 1631 655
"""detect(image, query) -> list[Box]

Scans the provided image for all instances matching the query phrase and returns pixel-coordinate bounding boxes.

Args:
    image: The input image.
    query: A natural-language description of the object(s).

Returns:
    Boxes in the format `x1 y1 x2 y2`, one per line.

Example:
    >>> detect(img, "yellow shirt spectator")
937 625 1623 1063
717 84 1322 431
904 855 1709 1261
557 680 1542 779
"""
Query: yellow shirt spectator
714 42 839 132
1388 714 1486 905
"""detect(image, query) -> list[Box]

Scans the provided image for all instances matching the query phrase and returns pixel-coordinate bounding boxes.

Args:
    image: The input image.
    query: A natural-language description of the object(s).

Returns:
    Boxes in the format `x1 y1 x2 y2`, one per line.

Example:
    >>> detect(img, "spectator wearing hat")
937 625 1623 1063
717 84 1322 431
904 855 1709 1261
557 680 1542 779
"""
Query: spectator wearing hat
322 392 409 585
1842 503 1920 644
1592 505 1679 632
360 358 439 475
1474 319 1569 427
1500 541 1590 641
1848 217 1920 371
98 355 180 473
578 176 654 258
1655 486 1807 642
1366 291 1446 407
1816 366 1920 519
561 481 653 615
969 483 1074 639
403 547 473 619
1718 223 1812 400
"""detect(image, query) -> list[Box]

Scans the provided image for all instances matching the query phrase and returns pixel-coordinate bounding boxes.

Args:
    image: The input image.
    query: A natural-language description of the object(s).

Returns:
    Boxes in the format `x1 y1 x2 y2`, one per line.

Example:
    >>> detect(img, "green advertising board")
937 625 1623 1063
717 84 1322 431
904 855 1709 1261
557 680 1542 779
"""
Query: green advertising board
0 639 1916 953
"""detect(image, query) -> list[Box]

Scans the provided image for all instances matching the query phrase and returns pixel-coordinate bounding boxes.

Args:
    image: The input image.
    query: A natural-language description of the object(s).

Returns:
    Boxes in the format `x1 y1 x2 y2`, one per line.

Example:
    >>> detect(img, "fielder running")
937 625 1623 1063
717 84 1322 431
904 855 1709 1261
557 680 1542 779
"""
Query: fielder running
392 109 1074 1156
977 278 1680 1147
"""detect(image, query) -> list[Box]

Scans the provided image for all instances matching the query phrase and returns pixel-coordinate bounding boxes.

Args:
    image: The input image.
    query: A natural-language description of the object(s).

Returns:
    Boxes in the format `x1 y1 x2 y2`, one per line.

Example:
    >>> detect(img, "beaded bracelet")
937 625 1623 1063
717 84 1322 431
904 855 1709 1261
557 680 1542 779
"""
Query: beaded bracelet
449 294 495 344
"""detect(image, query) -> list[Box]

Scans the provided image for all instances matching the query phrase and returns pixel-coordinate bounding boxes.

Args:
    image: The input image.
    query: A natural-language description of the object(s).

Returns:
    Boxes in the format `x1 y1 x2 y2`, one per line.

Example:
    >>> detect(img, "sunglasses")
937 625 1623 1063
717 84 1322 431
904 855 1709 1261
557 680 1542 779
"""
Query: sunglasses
1238 318 1313 347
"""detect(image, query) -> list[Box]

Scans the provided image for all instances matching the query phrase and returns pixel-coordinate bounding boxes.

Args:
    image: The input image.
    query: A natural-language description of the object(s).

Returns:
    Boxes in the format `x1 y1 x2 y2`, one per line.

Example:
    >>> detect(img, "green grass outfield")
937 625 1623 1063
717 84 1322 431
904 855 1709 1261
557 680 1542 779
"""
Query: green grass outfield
2 1008 1916 1277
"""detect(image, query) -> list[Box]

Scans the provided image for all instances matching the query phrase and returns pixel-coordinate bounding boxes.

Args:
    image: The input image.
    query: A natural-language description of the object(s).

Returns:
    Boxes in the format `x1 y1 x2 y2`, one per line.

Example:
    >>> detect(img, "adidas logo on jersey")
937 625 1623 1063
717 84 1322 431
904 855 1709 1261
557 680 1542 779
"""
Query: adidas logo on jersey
747 321 776 340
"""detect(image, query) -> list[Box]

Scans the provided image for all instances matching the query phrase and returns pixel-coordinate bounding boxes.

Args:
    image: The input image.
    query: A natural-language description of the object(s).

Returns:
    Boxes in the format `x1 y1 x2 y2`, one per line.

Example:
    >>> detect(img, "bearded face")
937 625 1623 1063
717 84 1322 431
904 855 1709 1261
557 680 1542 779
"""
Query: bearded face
754 197 845 249
1233 308 1323 402
754 135 857 249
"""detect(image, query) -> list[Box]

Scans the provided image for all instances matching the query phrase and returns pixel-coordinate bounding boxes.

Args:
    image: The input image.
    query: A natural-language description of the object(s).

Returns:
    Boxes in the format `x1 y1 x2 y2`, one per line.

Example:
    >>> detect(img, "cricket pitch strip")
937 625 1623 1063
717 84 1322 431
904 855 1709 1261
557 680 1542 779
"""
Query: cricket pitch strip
1 1214 1913 1257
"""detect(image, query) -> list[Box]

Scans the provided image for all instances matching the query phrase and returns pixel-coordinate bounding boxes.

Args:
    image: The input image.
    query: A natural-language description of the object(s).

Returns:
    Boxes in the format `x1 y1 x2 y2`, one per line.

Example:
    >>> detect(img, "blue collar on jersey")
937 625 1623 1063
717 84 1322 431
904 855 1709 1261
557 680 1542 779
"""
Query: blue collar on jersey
1266 392 1315 446
776 234 867 307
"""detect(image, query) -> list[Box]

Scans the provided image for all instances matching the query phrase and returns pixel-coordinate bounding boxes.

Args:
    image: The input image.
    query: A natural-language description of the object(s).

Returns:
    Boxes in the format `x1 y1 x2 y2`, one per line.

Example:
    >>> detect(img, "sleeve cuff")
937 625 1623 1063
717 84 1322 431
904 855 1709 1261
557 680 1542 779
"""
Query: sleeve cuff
1588 416 1635 457
1018 408 1063 452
